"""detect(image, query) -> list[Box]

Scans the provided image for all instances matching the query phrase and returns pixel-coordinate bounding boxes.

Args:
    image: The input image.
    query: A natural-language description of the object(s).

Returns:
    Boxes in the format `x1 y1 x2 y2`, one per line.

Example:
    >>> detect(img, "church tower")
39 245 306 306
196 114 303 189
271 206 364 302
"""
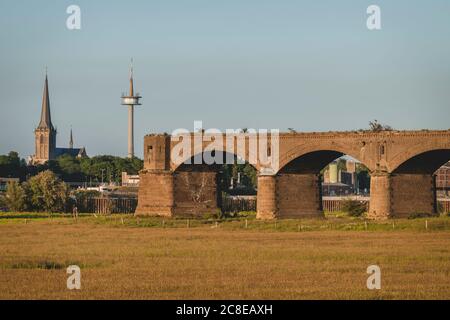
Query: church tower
33 73 57 164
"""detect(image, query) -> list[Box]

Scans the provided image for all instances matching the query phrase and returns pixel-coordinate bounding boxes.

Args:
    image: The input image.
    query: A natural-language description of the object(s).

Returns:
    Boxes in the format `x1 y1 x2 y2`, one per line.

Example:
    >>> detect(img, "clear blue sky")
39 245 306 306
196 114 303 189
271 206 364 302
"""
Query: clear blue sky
0 0 449 159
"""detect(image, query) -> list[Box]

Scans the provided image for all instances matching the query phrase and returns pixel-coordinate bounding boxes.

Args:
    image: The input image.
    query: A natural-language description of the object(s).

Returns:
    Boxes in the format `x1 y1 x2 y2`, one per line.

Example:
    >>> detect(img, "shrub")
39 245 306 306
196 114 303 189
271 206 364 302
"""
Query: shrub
408 212 434 219
4 181 26 212
23 170 68 213
0 193 7 211
203 209 226 220
341 199 366 217
437 202 449 217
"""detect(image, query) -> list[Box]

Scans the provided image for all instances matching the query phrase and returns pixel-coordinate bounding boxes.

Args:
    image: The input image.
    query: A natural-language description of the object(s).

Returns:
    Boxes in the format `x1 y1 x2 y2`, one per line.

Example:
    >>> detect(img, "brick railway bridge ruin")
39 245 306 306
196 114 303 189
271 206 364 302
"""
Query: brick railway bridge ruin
136 130 450 220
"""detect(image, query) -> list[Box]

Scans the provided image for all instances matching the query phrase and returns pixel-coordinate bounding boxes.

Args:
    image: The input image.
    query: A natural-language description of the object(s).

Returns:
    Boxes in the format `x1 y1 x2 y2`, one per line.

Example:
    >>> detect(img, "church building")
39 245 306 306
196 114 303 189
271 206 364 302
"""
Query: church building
30 74 87 165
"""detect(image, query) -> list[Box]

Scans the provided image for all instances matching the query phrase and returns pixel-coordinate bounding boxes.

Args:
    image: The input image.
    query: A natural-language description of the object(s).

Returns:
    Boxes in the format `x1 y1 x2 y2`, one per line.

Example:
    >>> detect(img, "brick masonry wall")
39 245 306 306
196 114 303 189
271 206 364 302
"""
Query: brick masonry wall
173 171 219 217
135 171 174 217
391 174 434 217
276 173 323 218
368 174 392 219
256 175 277 219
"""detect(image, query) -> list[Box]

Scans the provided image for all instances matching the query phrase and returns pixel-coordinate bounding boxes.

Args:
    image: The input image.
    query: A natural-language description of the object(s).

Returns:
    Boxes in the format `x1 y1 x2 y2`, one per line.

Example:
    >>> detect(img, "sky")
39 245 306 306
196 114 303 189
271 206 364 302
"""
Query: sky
0 0 449 159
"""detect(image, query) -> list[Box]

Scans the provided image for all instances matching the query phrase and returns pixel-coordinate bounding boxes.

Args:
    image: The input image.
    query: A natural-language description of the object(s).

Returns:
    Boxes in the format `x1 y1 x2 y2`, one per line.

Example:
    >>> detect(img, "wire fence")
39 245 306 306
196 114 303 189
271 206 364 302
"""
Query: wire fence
78 197 450 215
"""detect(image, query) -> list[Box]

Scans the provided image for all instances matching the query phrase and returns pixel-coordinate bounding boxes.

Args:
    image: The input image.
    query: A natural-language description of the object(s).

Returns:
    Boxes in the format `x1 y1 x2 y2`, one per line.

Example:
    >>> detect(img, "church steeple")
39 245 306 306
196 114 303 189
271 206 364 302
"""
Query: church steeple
38 71 54 130
32 70 57 165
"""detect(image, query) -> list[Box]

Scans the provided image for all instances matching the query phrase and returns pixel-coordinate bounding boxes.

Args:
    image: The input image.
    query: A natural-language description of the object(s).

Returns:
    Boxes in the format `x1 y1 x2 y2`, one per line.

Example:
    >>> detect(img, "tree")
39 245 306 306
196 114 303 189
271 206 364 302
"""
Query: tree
218 162 257 195
24 170 68 213
57 154 83 181
356 164 371 193
0 193 5 210
0 151 27 180
79 155 143 184
368 120 393 132
336 159 347 172
321 158 347 176
4 181 26 212
341 199 366 217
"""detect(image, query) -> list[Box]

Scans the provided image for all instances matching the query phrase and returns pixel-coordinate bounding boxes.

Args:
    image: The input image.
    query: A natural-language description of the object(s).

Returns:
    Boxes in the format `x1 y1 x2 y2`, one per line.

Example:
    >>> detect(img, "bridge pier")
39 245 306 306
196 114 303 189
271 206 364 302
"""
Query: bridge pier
135 170 175 217
136 170 220 217
368 172 392 219
256 173 324 220
391 173 436 218
256 175 278 219
368 172 437 219
276 173 323 219
172 171 220 217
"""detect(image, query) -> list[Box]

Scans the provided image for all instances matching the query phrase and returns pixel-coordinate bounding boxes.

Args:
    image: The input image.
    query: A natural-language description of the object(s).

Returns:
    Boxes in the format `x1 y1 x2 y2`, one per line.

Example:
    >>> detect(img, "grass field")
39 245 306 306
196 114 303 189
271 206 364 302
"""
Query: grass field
0 213 449 299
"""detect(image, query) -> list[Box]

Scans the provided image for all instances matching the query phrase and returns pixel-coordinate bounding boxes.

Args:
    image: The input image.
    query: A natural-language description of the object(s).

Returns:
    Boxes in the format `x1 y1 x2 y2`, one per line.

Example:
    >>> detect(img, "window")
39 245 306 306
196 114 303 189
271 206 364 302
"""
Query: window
148 146 153 162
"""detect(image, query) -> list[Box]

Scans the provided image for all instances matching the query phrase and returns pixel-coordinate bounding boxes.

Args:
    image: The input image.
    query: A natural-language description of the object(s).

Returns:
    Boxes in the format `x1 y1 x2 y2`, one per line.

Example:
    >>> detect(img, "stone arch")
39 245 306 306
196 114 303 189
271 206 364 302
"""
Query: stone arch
389 143 450 174
172 148 259 173
390 149 450 175
172 150 258 216
379 145 450 219
277 141 372 174
272 141 370 219
172 148 259 172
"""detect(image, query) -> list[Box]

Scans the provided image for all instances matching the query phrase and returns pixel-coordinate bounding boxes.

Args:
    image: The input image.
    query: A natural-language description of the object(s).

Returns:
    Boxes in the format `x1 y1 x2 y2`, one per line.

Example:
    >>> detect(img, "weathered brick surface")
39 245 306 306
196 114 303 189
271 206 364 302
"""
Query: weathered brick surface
256 175 277 219
135 170 174 217
391 174 435 217
173 171 219 217
368 173 392 220
368 173 436 219
276 174 323 218
136 170 219 217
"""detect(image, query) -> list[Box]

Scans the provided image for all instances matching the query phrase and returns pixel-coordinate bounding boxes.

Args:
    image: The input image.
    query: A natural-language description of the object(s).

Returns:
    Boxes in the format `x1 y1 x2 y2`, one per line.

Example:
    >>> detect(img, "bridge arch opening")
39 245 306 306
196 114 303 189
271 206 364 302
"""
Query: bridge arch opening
275 150 371 218
389 149 450 216
173 151 257 217
392 149 450 175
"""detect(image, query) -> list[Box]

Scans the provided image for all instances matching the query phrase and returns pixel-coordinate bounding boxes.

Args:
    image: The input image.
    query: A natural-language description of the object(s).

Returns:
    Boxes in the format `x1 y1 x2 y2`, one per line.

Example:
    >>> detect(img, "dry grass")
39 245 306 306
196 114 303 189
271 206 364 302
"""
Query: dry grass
0 217 449 300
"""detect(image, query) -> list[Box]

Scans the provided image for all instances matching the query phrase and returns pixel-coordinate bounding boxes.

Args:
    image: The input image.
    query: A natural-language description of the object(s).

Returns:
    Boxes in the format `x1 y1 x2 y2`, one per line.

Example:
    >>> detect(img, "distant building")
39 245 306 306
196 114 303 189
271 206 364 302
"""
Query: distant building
122 172 140 187
323 161 357 186
0 177 20 192
30 73 87 165
322 182 353 197
436 162 450 196
322 160 358 196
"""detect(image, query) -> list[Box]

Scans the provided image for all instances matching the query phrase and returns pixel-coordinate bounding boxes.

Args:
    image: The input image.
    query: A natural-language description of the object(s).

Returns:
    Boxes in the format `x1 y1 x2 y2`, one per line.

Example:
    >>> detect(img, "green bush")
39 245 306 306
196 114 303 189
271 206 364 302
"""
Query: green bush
4 181 26 212
0 193 6 210
408 212 434 219
23 170 68 213
341 199 366 217
202 209 226 220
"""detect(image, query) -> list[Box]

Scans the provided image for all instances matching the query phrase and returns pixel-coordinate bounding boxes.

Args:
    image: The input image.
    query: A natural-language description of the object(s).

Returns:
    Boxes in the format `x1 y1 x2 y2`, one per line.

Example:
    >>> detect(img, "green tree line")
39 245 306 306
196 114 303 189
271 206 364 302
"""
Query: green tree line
0 151 143 184
1 171 68 212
